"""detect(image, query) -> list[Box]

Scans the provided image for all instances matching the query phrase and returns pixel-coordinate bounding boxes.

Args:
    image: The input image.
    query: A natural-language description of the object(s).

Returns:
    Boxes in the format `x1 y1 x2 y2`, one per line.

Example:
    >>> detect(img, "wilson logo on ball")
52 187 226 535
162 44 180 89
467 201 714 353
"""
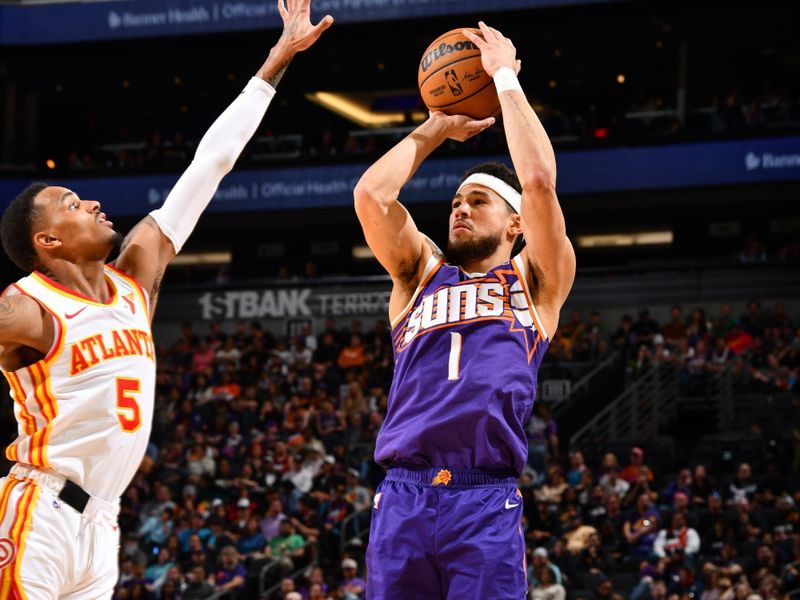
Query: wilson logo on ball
419 40 479 73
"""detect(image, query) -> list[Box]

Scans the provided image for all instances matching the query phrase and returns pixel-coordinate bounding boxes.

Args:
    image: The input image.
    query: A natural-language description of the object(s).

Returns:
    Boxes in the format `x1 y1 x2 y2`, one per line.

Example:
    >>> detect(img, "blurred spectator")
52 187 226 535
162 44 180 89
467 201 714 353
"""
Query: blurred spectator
623 494 660 562
529 547 563 587
620 448 655 485
661 305 688 346
526 403 559 475
530 565 566 600
209 546 246 596
340 557 366 599
653 512 700 561
726 463 758 505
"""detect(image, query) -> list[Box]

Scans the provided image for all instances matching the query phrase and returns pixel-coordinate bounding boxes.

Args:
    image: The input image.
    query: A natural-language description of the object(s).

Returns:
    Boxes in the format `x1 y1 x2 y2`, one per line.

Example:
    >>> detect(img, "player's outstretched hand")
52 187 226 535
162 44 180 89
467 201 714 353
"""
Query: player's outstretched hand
276 0 334 53
429 111 495 142
462 22 521 77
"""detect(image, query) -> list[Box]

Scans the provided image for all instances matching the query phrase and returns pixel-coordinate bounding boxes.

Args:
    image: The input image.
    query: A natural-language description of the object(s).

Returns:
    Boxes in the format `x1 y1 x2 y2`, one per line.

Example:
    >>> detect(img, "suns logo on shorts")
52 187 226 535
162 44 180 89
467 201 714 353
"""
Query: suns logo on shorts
0 537 16 569
431 469 452 486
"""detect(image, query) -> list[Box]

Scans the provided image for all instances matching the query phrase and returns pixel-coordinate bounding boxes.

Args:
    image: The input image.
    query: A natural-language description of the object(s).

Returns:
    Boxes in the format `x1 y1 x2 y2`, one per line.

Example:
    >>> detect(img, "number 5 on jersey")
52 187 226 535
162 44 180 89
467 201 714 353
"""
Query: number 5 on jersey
116 377 142 432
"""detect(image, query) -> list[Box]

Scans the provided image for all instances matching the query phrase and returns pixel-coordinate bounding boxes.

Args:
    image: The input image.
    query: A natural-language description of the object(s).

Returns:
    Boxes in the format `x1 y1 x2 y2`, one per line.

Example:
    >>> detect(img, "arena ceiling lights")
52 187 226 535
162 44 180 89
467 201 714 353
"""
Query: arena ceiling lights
576 230 673 248
306 92 426 128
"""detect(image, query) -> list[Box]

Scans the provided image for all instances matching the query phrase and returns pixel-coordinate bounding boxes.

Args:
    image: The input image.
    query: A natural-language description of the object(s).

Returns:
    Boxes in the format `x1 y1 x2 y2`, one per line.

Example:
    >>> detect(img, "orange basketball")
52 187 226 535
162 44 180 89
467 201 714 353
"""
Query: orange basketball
418 28 499 119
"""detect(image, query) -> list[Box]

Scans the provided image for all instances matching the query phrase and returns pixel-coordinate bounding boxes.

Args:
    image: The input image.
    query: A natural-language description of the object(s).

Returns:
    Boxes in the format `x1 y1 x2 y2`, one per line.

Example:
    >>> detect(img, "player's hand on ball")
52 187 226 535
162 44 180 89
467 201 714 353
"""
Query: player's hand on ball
276 0 333 53
462 22 521 77
429 111 495 142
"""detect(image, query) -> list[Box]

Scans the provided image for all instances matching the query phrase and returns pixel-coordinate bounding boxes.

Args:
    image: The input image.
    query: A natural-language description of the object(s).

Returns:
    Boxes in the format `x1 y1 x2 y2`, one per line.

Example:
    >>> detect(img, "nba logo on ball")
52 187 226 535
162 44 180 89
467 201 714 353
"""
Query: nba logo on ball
418 28 500 119
444 70 463 96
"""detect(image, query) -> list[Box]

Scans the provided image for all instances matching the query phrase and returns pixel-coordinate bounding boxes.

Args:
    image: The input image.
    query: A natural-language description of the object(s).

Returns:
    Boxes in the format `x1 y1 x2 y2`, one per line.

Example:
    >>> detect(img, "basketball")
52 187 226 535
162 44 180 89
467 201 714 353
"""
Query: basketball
418 28 499 119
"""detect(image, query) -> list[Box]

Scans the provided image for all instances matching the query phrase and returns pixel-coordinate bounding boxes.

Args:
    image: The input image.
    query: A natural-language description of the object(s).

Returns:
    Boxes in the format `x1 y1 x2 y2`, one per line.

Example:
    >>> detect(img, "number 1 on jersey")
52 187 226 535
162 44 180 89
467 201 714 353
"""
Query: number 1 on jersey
116 377 142 433
448 332 462 381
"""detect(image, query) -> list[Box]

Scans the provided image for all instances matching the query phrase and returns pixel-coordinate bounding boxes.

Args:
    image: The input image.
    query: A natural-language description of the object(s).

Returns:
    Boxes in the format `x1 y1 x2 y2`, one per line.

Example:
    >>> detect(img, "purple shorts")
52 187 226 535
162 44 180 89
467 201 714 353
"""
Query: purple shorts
366 467 527 600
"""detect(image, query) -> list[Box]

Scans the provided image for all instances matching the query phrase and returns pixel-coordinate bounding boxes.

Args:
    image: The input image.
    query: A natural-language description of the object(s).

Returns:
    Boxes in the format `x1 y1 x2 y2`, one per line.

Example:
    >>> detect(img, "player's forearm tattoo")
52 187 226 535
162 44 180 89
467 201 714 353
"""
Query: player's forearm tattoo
508 94 538 134
265 58 292 88
149 269 165 315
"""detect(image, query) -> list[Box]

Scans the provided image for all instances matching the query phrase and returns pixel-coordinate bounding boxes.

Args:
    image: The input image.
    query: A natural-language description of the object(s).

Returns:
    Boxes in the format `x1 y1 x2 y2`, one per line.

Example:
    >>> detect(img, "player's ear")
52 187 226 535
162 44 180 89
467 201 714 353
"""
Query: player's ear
507 213 523 238
33 230 62 251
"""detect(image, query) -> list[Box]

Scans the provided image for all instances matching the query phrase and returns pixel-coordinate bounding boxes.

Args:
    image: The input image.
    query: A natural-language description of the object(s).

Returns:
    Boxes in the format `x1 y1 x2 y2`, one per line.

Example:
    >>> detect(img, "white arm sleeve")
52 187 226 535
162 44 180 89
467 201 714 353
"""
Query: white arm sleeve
149 76 276 253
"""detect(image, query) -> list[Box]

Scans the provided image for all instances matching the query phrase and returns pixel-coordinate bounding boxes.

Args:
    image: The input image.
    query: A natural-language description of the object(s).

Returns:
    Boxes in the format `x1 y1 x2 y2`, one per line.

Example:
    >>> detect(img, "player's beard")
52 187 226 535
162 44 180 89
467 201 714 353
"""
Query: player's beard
446 229 503 266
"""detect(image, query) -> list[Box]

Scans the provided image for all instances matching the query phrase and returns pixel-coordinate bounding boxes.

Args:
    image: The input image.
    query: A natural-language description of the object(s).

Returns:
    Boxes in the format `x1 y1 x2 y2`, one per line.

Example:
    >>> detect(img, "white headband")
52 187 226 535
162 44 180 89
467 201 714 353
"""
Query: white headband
456 173 522 214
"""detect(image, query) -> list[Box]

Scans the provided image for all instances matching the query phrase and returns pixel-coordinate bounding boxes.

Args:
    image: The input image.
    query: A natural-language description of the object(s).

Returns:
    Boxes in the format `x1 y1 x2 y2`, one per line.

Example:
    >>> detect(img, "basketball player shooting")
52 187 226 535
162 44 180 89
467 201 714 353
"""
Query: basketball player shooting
0 1 331 596
354 22 575 599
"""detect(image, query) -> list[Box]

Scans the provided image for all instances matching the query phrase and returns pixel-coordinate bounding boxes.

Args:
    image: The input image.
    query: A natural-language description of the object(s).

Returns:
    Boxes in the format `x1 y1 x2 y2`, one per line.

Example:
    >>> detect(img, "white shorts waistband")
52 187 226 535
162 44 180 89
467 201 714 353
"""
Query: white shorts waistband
10 464 120 522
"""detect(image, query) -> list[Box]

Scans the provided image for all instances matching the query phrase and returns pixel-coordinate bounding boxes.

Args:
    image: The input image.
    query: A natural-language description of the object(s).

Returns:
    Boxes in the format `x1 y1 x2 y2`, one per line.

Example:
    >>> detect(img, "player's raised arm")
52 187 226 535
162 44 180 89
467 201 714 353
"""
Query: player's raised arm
353 113 494 310
464 22 575 336
115 0 333 319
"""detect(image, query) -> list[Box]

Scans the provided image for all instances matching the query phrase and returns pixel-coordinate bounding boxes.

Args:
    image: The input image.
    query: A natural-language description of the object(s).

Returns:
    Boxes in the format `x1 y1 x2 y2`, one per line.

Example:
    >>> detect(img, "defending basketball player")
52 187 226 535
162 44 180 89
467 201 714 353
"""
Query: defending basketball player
354 22 575 599
0 1 331 597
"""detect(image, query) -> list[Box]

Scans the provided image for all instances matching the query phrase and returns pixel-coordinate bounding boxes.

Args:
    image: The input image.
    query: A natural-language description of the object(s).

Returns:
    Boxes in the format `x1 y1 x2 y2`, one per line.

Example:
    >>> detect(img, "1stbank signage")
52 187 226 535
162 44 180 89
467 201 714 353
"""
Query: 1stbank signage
197 288 390 320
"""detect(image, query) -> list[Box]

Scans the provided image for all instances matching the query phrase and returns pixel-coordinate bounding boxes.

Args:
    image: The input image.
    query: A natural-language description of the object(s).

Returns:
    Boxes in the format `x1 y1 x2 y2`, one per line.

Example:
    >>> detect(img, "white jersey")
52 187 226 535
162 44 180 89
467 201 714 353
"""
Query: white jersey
1 265 155 501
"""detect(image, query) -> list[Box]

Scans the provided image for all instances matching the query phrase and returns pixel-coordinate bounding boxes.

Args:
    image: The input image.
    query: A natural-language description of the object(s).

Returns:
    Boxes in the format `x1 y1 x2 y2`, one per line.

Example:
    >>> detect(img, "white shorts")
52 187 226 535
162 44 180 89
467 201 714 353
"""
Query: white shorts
0 465 120 600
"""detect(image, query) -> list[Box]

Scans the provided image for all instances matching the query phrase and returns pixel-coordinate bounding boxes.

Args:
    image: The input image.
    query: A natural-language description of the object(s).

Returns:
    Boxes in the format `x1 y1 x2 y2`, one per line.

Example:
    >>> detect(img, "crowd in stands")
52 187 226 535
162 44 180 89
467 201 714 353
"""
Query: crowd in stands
111 299 797 599
0 296 793 599
10 77 798 177
550 300 799 397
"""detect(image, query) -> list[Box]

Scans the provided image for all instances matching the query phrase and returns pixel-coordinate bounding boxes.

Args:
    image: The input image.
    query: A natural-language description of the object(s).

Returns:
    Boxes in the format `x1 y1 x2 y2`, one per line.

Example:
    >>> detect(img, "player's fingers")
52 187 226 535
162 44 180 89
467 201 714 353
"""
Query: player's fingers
479 21 500 41
277 0 288 20
312 14 334 35
467 116 495 131
462 29 485 47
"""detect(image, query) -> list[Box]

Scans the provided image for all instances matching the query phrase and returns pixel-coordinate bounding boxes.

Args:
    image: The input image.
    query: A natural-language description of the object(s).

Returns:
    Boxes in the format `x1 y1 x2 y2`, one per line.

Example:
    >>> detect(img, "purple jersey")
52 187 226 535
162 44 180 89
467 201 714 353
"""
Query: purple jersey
375 254 550 476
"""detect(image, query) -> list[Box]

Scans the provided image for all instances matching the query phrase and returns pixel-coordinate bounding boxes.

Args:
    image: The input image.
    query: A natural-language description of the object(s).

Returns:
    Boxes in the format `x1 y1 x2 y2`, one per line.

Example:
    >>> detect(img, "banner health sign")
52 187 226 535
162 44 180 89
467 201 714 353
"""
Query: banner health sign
1 136 798 216
0 0 619 45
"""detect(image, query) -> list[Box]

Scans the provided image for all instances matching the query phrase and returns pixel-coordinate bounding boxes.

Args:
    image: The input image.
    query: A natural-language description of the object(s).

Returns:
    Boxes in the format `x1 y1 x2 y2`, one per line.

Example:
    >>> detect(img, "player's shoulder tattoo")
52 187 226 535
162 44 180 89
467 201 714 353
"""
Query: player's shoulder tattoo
0 294 36 331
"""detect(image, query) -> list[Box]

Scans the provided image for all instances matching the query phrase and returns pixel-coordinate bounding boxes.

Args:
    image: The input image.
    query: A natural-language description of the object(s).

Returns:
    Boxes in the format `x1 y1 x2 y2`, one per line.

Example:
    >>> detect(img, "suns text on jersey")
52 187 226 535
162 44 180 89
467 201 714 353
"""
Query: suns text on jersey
401 279 532 346
69 328 155 376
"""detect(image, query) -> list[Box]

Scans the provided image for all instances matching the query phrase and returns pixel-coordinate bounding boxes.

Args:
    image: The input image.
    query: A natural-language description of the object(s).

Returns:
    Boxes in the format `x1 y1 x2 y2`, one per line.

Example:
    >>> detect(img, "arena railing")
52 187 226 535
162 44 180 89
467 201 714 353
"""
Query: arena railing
340 506 372 554
569 362 680 452
259 538 319 597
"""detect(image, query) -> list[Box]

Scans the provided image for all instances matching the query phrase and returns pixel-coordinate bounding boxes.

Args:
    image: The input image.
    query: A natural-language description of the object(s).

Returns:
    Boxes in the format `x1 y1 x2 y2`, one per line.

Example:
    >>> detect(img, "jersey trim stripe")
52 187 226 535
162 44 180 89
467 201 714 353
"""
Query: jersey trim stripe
389 256 444 329
28 363 58 469
0 481 39 600
511 256 549 340
12 484 39 600
5 372 35 436
5 444 18 463
0 478 31 595
30 271 119 307
0 477 20 525
106 264 150 315
27 366 49 468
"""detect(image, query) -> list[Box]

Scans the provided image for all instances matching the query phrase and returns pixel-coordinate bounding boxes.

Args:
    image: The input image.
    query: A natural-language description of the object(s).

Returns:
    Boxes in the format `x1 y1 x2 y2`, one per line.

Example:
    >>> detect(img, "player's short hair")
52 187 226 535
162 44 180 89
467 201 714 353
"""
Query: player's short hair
461 162 526 255
461 161 522 215
1 182 49 272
